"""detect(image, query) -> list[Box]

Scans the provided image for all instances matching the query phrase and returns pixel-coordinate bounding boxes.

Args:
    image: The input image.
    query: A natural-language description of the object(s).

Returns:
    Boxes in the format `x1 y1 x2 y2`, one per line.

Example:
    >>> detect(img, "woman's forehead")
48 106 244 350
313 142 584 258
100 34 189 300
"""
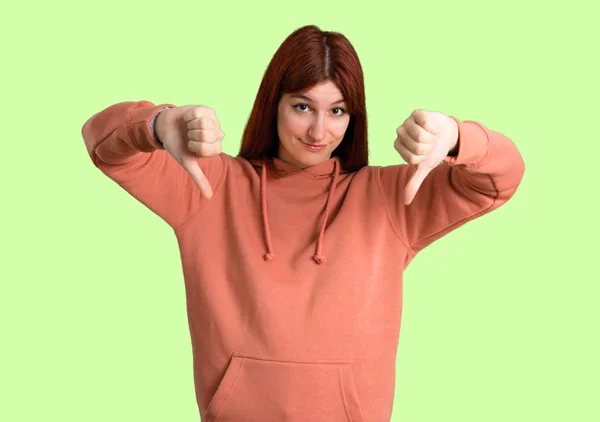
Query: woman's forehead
286 81 345 102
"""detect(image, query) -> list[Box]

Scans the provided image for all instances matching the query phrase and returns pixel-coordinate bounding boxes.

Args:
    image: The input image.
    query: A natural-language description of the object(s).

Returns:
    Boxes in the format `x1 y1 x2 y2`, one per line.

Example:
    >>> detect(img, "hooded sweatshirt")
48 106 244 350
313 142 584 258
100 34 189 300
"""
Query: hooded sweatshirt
81 100 525 422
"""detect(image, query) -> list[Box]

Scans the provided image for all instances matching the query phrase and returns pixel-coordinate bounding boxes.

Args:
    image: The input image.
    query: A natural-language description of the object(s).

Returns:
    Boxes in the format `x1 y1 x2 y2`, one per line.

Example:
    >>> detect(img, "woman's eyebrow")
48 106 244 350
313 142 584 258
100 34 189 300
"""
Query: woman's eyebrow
290 94 346 105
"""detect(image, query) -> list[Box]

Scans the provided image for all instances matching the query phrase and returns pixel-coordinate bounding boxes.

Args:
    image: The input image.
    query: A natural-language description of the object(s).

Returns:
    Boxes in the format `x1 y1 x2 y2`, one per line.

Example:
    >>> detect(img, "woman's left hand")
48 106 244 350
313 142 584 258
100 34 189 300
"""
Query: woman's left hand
394 109 459 205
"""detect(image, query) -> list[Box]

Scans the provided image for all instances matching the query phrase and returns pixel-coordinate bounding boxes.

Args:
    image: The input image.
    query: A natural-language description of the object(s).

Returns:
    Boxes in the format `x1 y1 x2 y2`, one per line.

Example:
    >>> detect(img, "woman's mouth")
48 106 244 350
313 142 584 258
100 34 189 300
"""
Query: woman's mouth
302 141 326 152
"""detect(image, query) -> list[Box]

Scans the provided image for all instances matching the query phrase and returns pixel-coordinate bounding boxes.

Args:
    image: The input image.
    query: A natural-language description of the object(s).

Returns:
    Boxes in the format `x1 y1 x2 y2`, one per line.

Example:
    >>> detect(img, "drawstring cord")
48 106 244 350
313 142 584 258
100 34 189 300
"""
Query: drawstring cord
261 162 276 262
312 159 339 264
260 158 340 265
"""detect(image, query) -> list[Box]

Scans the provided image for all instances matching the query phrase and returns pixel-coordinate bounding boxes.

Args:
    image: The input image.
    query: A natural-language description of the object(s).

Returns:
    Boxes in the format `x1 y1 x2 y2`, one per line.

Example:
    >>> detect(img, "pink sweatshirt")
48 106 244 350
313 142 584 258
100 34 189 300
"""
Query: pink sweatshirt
82 100 525 421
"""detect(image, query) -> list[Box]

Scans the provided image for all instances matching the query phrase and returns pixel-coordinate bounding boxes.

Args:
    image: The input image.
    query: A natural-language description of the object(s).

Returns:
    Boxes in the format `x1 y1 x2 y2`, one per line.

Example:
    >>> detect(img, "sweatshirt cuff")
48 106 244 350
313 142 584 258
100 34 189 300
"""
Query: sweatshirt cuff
443 116 489 168
126 101 177 152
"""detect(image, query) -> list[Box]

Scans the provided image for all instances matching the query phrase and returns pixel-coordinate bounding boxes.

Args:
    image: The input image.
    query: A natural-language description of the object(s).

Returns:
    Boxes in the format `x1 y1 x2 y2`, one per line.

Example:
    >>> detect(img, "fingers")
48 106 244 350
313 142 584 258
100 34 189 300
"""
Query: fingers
396 111 442 205
187 114 219 130
395 130 428 165
396 116 435 205
188 139 222 157
394 137 422 165
181 106 224 161
403 165 431 205
183 106 223 141
188 128 224 144
188 116 224 141
187 115 220 131
182 105 217 123
168 106 221 199
395 117 435 165
412 109 440 135
184 107 224 159
403 117 436 145
181 157 214 199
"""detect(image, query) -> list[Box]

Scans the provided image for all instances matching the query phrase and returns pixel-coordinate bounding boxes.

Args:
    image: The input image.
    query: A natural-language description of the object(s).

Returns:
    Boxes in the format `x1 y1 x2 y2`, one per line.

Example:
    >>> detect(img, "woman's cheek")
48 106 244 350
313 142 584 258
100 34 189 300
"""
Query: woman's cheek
335 122 348 139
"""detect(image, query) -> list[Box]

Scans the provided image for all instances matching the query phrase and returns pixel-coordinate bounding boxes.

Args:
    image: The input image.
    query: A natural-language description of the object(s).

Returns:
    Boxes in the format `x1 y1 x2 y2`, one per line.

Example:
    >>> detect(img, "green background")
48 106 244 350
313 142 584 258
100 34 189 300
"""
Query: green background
2 0 598 421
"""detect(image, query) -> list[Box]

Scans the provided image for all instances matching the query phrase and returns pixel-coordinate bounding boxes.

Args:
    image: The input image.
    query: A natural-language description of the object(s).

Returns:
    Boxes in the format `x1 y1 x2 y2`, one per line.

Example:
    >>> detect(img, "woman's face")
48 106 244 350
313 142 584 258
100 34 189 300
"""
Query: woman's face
276 80 350 169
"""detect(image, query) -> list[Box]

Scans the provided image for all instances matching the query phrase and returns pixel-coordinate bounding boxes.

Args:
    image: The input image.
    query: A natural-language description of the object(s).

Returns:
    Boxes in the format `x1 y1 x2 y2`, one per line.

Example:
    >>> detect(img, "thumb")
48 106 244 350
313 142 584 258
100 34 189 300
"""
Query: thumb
403 164 431 205
181 158 214 199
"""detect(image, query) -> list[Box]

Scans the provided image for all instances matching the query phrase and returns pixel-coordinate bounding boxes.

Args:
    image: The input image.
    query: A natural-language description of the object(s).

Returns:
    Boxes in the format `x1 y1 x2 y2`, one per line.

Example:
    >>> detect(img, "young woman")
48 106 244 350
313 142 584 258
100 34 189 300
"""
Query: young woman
82 25 524 422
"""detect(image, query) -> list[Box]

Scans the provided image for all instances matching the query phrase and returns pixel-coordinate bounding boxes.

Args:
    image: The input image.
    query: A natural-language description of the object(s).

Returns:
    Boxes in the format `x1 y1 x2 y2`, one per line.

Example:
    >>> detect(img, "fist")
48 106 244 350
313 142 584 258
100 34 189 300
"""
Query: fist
155 105 224 199
184 106 224 158
394 109 459 205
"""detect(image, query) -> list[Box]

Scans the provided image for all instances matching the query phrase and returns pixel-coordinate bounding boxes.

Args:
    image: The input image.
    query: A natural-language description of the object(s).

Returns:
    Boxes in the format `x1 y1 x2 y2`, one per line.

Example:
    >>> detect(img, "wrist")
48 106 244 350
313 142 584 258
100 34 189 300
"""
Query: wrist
151 106 173 146
447 117 460 157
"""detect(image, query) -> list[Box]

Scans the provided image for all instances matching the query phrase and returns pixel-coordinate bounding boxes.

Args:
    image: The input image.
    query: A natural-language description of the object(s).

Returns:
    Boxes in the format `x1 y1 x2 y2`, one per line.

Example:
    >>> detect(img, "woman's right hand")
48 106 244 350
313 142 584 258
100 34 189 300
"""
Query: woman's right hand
155 105 224 199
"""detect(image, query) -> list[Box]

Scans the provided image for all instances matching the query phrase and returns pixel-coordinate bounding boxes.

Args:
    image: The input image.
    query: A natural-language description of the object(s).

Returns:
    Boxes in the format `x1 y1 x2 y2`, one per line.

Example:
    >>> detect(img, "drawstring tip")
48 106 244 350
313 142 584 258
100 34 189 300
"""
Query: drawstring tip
313 254 327 265
264 253 275 262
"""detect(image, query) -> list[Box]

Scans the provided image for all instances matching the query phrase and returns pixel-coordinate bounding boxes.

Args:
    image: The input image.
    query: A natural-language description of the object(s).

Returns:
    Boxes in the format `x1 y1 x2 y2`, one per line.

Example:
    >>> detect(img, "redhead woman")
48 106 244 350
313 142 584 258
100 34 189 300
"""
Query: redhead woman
82 24 524 422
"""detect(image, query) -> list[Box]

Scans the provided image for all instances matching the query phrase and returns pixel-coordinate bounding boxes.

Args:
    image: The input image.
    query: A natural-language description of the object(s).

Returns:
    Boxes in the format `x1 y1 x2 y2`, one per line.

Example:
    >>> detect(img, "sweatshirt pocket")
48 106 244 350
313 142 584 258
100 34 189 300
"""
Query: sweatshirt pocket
205 353 367 422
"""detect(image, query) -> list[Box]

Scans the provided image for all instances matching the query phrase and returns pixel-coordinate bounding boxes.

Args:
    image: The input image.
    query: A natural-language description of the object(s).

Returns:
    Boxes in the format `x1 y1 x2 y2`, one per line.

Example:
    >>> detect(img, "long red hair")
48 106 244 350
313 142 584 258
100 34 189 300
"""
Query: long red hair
238 25 368 172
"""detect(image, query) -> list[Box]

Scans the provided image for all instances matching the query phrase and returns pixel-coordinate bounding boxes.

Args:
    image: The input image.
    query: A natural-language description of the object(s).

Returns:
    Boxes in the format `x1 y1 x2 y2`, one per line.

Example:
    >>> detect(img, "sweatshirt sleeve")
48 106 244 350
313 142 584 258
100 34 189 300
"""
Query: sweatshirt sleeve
377 117 525 264
81 100 225 230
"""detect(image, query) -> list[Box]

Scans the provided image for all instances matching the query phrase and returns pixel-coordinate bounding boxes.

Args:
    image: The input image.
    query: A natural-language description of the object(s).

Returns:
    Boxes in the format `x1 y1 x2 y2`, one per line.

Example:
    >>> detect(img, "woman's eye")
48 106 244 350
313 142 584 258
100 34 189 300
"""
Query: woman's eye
293 104 309 112
293 104 346 115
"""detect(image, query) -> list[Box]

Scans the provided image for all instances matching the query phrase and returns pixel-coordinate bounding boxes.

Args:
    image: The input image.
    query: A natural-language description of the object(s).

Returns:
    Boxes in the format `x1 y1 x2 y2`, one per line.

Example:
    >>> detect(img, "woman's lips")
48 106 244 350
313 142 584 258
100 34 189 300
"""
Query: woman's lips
302 141 326 152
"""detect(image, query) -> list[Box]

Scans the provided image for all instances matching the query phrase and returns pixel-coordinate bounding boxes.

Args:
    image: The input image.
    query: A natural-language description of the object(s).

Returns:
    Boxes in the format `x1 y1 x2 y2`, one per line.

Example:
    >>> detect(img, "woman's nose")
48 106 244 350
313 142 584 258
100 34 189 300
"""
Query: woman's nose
308 116 326 143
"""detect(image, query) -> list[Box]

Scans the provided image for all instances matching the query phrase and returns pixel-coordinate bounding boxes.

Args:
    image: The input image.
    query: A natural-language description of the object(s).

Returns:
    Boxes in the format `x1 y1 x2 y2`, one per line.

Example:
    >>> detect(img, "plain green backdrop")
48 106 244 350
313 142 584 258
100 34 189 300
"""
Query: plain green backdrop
2 0 598 421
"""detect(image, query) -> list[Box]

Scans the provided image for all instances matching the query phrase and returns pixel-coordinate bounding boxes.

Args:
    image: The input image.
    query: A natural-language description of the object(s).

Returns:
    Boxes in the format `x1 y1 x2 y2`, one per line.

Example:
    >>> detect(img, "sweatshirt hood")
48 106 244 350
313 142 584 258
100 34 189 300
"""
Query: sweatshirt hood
249 156 343 265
